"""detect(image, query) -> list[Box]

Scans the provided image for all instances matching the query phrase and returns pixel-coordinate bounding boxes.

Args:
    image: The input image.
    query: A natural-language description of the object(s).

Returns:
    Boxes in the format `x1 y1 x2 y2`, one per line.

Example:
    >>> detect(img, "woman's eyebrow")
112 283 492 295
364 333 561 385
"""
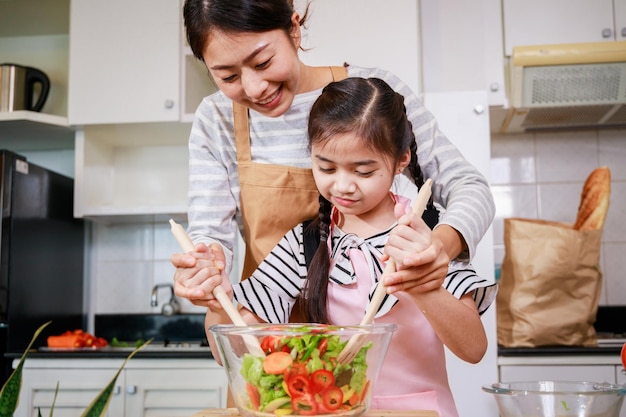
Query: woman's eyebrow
209 43 269 71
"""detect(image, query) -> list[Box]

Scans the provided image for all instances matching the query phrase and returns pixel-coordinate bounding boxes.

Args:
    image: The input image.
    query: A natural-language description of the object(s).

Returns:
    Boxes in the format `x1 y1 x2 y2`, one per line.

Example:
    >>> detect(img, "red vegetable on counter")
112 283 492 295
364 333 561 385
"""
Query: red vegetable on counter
47 329 108 348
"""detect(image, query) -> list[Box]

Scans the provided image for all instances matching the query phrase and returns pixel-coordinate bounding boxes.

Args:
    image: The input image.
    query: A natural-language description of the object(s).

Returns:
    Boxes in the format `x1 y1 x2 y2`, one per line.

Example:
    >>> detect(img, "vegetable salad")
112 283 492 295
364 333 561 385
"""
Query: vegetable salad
240 326 371 415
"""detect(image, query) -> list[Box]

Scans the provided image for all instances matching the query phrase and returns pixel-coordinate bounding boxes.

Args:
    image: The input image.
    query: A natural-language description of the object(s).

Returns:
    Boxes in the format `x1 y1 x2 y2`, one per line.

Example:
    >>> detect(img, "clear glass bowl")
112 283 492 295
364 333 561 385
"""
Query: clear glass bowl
210 323 396 417
482 381 626 417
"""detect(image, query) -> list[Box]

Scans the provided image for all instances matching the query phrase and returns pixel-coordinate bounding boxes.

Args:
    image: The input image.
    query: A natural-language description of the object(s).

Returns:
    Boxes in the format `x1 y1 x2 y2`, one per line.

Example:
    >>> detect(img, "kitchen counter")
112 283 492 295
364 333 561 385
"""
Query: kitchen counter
190 409 439 417
499 345 623 356
5 346 214 360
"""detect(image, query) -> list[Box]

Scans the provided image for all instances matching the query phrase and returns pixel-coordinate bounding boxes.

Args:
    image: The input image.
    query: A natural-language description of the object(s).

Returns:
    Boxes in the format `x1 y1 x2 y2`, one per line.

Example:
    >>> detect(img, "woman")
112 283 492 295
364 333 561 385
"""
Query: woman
171 0 495 311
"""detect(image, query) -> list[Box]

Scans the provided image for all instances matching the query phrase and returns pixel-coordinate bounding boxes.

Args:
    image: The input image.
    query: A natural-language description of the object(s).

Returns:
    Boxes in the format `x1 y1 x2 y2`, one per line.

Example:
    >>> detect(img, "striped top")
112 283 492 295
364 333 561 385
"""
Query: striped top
232 204 498 324
186 65 495 274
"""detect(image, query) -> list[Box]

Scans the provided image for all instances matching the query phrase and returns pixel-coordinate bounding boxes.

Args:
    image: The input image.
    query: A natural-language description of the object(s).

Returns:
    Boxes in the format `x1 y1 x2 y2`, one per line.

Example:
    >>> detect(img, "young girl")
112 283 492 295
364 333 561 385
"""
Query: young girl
205 77 497 416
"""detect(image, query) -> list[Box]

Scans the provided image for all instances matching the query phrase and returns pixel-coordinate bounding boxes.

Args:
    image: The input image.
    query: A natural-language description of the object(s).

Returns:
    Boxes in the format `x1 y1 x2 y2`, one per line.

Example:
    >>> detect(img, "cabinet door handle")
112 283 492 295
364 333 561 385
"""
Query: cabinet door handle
621 27 626 38
473 104 485 115
602 28 613 38
114 385 121 395
126 385 137 395
164 99 175 109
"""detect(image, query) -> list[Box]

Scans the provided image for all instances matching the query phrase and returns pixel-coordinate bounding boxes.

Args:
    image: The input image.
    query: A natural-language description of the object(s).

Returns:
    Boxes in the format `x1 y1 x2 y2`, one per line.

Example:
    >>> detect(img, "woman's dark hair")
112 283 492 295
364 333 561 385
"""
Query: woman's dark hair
298 77 427 324
183 0 310 61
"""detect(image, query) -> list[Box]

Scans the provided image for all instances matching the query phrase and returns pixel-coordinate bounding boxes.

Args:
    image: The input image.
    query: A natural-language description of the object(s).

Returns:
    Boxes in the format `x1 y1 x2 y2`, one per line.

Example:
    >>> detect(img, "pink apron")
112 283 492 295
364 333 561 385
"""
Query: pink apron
326 218 459 417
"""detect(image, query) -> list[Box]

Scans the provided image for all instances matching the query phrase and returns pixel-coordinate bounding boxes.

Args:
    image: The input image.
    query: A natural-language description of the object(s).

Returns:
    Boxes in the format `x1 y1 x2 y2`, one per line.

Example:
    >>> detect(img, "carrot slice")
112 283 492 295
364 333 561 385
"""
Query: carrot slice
47 334 82 348
263 351 294 374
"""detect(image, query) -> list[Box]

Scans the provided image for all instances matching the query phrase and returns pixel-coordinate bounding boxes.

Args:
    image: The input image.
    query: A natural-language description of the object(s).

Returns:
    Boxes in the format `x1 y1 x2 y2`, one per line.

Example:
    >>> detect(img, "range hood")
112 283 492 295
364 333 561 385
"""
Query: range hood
499 41 626 133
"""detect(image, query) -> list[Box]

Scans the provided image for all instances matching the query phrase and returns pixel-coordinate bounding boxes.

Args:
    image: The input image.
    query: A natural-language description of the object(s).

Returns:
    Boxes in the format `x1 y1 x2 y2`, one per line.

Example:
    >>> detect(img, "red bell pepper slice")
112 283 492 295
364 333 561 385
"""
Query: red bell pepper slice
291 393 318 415
322 386 344 411
310 369 334 393
286 374 311 397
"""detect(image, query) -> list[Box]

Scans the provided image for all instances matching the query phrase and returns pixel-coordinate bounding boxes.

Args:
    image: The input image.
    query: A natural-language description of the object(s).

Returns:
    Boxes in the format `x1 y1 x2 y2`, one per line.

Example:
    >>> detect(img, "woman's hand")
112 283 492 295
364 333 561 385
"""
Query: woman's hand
381 203 450 294
170 242 230 310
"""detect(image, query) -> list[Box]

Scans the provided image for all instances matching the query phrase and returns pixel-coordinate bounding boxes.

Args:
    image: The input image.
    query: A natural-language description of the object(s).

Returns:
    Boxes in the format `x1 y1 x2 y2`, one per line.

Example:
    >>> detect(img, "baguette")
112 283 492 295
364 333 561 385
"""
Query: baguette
573 167 611 231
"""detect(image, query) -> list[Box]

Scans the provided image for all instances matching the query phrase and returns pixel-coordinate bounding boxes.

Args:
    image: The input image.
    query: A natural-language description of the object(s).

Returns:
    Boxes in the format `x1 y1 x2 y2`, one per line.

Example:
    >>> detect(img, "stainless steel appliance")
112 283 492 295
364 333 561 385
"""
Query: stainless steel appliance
0 63 50 112
0 150 85 384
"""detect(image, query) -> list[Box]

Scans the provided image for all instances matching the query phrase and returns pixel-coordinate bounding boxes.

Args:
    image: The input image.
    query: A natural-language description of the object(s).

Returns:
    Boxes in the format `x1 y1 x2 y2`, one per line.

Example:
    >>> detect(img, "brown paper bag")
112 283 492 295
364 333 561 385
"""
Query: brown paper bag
497 218 603 347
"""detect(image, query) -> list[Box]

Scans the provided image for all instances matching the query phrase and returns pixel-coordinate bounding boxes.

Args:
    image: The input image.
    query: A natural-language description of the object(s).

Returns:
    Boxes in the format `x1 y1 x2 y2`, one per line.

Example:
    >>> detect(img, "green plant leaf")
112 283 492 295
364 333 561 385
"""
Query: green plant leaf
48 381 59 417
79 339 152 417
0 321 52 417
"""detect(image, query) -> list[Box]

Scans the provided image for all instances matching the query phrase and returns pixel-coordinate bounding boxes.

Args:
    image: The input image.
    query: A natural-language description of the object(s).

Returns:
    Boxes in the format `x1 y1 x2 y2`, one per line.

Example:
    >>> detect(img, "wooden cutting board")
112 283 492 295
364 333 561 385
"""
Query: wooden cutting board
190 409 438 417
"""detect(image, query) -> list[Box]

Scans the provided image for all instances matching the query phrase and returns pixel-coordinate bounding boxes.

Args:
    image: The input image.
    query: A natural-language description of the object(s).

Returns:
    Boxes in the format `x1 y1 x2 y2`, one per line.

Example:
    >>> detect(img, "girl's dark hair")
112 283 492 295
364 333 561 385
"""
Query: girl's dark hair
183 0 310 61
299 77 427 324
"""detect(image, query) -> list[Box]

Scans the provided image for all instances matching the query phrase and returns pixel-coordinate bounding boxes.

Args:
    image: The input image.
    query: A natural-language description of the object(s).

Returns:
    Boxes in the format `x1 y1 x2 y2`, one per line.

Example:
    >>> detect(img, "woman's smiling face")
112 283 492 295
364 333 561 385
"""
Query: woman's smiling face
202 23 302 118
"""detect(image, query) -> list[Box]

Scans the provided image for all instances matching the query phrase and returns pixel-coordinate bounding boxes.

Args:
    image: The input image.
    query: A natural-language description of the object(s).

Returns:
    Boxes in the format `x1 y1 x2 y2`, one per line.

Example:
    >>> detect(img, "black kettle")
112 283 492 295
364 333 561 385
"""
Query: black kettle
0 63 50 112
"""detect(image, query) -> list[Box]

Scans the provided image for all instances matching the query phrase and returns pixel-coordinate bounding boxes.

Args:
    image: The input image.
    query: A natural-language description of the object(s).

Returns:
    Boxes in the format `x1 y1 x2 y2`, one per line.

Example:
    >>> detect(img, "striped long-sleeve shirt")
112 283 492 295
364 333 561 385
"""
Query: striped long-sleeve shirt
186 65 495 274
233 220 498 324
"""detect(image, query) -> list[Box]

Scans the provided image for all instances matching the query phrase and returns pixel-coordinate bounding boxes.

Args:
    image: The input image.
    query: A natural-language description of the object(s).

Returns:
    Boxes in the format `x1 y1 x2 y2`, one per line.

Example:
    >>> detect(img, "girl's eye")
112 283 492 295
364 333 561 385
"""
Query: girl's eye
318 167 335 173
356 170 375 177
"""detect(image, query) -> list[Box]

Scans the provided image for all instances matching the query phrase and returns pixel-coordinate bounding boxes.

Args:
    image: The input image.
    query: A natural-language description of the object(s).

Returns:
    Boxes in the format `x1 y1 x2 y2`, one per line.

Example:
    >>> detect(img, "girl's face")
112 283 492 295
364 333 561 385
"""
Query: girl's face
312 133 409 225
202 15 303 118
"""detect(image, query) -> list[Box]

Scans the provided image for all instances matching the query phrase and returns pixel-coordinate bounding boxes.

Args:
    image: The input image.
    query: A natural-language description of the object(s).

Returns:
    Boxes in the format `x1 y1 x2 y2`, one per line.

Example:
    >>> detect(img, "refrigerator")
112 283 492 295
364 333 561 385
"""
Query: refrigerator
0 150 85 384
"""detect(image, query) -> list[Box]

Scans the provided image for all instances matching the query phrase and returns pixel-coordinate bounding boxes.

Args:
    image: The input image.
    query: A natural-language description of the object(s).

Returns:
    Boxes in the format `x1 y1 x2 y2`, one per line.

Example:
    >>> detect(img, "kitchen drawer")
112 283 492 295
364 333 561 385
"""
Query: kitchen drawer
500 364 616 383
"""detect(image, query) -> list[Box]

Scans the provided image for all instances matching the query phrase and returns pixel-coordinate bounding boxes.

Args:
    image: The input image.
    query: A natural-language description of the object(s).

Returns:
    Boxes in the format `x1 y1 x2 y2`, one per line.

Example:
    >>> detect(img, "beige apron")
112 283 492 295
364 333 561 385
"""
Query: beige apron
233 66 348 280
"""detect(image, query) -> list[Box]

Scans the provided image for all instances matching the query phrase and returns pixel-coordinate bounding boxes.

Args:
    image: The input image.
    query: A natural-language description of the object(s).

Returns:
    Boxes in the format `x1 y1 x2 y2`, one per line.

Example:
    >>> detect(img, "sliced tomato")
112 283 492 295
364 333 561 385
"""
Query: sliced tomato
322 386 343 411
310 369 334 393
260 335 283 354
95 337 108 347
83 334 97 347
246 383 260 410
291 393 318 415
286 374 311 397
263 351 294 375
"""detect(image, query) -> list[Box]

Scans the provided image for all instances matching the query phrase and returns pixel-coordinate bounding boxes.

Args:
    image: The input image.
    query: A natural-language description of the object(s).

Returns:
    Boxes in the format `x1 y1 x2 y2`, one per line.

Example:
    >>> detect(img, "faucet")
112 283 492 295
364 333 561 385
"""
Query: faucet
151 284 179 315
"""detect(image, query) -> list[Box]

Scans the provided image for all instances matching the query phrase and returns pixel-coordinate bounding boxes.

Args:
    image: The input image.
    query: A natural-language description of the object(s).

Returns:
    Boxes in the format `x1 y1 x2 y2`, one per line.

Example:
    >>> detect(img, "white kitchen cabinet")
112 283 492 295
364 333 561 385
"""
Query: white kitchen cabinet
502 0 626 56
617 365 626 384
68 0 180 125
420 0 506 107
73 123 191 219
14 358 228 417
500 364 617 382
69 0 218 218
0 0 75 148
68 0 216 125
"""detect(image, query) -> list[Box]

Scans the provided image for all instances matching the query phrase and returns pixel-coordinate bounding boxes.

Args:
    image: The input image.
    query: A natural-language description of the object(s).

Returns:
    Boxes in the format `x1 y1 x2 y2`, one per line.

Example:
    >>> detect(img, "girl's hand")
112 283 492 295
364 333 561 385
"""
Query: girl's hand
171 243 230 310
382 203 449 294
